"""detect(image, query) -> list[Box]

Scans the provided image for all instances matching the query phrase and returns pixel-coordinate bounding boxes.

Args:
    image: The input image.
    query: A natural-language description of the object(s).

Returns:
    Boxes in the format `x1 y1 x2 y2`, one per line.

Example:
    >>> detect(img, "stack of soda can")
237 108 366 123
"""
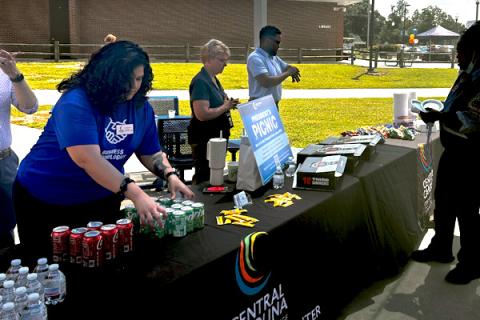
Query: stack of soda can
122 197 205 239
51 218 133 269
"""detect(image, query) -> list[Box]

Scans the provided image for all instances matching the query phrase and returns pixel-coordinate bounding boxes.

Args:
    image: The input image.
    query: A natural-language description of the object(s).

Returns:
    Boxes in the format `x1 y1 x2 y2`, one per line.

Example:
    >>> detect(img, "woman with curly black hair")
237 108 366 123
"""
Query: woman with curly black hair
13 40 193 260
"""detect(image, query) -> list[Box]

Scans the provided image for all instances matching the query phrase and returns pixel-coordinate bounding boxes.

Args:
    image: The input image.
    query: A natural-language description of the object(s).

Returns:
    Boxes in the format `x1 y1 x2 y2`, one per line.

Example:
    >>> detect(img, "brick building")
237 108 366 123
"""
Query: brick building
0 0 358 60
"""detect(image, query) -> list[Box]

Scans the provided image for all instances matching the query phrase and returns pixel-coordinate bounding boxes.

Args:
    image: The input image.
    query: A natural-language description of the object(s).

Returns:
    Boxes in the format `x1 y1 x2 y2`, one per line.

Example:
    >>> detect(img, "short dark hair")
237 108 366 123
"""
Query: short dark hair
457 22 480 55
259 25 281 40
57 40 153 113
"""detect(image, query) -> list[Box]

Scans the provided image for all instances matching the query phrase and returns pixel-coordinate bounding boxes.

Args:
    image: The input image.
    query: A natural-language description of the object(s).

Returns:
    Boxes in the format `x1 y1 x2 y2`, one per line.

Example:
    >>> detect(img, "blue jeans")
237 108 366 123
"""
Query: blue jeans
0 150 18 245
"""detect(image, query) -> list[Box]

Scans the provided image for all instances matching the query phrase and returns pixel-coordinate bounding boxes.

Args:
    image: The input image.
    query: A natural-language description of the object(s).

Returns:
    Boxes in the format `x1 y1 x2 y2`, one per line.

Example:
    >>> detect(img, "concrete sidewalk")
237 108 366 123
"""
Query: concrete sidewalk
33 88 451 105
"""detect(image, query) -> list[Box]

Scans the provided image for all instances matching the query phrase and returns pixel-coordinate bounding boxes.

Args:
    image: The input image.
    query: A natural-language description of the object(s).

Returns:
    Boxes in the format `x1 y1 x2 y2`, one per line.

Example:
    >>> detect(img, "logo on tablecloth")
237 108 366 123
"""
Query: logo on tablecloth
235 232 271 296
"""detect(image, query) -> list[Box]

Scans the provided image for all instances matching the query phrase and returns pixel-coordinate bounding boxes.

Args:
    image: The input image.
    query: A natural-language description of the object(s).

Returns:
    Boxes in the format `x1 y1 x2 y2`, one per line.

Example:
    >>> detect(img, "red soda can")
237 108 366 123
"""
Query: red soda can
51 226 70 263
82 230 103 268
116 218 133 253
100 224 118 261
69 227 88 264
87 221 103 231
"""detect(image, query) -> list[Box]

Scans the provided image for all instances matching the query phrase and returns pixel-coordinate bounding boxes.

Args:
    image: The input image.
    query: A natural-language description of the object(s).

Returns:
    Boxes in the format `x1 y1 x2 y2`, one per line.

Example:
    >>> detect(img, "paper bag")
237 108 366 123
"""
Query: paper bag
236 135 263 191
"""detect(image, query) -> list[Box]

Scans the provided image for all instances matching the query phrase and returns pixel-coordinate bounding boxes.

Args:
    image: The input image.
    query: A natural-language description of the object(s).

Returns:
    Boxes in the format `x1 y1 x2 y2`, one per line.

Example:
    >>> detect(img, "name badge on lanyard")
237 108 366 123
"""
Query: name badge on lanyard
116 124 134 135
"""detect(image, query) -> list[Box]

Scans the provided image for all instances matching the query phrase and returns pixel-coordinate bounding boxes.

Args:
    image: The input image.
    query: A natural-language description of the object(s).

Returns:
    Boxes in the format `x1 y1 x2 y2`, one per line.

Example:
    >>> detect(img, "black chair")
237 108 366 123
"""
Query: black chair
149 96 179 116
157 117 194 183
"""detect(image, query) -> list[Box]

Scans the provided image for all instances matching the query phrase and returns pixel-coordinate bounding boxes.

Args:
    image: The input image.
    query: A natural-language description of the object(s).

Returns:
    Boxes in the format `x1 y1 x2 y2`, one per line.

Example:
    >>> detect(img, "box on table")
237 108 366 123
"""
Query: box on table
296 143 366 173
319 134 383 160
295 155 347 191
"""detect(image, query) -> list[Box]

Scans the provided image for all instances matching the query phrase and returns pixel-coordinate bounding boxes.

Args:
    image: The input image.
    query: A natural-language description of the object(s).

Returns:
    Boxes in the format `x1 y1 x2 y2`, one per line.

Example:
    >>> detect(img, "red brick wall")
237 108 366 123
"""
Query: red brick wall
0 0 50 43
0 0 344 60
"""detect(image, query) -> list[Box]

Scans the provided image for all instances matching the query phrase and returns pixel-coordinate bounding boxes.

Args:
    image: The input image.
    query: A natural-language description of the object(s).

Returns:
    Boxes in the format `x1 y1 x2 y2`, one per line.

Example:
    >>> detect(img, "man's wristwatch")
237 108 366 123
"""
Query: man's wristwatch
10 73 24 83
118 177 135 195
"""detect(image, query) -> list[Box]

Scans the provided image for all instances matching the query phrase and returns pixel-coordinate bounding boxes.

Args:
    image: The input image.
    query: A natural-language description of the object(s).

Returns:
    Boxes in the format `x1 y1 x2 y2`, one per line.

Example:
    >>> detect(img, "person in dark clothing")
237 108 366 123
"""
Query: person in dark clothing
188 39 239 184
411 22 480 284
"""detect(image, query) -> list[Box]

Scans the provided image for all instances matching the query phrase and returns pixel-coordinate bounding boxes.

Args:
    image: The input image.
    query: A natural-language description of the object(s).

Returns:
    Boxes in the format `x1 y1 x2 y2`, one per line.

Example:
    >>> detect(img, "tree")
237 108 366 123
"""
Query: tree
411 6 465 35
344 0 385 44
377 0 412 44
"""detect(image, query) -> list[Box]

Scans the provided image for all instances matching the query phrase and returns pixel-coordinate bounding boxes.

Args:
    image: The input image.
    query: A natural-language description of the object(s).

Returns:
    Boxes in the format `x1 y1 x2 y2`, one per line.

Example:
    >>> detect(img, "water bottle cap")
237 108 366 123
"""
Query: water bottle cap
27 273 38 280
49 263 59 271
19 266 29 274
2 302 14 311
28 293 40 301
15 286 27 294
0 273 6 280
3 280 14 288
11 259 21 266
37 257 48 265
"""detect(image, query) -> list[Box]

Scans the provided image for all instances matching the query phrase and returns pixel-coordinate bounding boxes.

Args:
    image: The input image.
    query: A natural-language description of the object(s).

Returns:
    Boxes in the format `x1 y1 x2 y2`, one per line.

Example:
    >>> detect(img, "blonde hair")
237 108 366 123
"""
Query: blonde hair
200 39 230 63
104 34 117 44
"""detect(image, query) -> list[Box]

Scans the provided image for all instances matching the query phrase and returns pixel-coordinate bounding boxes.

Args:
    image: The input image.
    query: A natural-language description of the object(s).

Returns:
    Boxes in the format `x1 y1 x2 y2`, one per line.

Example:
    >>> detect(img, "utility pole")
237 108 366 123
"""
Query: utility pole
368 0 375 73
477 0 479 21
400 2 410 68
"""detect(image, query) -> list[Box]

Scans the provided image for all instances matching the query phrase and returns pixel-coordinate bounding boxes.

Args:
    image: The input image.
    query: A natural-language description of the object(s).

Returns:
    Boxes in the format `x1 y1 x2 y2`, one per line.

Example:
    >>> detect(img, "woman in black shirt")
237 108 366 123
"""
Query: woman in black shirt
188 39 239 184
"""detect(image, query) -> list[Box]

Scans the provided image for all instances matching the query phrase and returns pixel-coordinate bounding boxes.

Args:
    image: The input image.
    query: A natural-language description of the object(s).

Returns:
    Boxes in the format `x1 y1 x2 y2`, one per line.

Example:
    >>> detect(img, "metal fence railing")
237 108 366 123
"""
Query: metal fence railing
0 42 350 63
0 42 457 67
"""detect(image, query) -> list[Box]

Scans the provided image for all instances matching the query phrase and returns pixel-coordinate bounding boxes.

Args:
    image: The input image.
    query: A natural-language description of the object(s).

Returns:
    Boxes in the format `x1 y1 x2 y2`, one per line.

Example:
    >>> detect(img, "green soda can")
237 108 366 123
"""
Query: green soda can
152 217 166 239
182 200 194 207
181 206 194 233
172 210 187 237
171 203 183 210
164 208 175 236
191 202 205 230
158 197 173 208
122 204 140 233
172 199 184 205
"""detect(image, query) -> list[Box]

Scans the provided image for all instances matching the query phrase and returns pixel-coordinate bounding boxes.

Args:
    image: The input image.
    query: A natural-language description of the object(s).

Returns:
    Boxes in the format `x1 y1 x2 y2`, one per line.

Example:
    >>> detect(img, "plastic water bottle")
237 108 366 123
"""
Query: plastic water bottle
14 287 28 315
0 295 3 313
0 273 6 290
14 267 29 288
26 274 45 303
2 280 15 303
22 293 47 320
43 264 66 305
272 165 285 189
6 259 22 281
285 156 297 178
1 302 19 319
33 258 49 284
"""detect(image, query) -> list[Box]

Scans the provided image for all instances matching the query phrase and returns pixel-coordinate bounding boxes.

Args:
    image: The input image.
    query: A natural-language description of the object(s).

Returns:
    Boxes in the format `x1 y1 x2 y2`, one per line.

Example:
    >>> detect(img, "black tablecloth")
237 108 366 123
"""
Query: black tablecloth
1 134 443 320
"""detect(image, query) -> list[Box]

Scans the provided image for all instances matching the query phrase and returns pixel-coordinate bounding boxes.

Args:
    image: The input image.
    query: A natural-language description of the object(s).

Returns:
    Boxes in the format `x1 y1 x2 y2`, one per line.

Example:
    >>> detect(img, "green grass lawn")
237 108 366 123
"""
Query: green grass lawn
13 61 451 147
13 97 445 147
18 62 458 90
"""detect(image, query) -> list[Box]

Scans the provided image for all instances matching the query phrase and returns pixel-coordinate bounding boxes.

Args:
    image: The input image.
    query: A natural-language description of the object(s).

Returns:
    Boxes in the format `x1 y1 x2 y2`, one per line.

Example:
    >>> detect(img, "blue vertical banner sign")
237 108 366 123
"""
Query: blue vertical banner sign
238 95 293 184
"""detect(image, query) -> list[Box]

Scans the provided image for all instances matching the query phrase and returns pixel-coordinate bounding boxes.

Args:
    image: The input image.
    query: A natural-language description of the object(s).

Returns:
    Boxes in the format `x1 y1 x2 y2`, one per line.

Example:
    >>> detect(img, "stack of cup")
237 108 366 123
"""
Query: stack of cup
207 137 227 186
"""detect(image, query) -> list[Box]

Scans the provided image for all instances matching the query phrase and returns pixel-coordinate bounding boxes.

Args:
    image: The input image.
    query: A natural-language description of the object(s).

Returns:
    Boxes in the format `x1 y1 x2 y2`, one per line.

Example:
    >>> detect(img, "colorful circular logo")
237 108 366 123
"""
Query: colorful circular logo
235 232 271 296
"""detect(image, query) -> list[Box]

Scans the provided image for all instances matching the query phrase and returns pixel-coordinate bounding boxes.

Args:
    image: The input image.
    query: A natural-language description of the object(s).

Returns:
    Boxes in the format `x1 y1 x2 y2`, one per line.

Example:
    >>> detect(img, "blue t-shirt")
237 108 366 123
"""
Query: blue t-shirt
17 88 160 205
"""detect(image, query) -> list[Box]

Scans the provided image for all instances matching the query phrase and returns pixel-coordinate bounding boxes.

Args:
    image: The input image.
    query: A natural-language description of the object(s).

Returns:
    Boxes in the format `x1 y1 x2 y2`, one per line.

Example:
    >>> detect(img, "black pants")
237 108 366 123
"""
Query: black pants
13 180 122 265
430 148 480 267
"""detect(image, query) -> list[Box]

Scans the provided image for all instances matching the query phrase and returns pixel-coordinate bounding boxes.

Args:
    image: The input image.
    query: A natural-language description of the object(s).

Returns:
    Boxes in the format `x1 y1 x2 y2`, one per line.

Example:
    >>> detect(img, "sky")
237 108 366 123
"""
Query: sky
374 0 478 25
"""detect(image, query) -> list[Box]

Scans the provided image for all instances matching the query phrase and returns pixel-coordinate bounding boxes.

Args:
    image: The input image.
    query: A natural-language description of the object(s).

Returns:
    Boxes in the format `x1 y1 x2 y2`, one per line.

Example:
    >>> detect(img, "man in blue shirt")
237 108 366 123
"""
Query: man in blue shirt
247 25 301 107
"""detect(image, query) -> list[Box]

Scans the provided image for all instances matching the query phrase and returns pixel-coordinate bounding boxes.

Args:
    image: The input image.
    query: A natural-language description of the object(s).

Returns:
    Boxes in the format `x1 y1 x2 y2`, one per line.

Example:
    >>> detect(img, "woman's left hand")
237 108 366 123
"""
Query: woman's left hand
168 174 194 200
